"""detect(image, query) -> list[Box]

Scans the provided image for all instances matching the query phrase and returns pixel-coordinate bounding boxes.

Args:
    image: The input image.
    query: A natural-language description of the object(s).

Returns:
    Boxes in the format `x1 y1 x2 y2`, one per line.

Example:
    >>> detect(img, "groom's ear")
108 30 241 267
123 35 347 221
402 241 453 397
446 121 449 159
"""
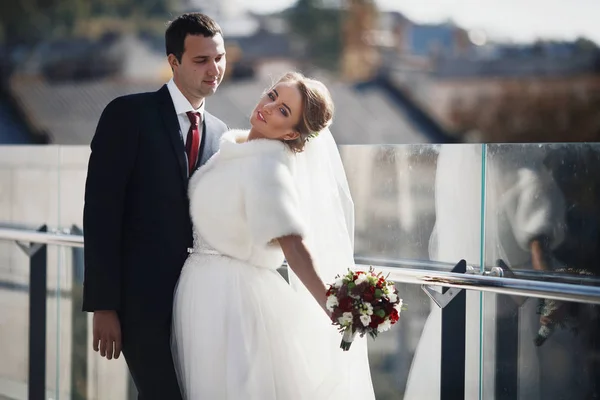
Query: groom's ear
167 54 180 70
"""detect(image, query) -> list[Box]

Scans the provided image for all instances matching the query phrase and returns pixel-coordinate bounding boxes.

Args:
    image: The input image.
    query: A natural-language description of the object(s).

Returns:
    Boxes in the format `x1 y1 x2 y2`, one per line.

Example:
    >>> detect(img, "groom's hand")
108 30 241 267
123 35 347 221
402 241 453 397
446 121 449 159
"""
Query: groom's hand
93 310 122 360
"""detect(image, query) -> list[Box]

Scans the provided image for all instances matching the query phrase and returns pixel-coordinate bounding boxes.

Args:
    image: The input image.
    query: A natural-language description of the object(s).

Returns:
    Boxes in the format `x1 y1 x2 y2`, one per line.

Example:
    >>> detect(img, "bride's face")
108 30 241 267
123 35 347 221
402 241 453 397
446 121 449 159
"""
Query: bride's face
249 82 302 142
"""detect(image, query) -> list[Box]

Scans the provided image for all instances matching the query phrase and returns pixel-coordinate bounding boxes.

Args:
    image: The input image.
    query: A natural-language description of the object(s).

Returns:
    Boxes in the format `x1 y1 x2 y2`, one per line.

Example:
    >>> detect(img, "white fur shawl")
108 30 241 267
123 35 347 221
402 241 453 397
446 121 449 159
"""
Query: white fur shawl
189 129 306 267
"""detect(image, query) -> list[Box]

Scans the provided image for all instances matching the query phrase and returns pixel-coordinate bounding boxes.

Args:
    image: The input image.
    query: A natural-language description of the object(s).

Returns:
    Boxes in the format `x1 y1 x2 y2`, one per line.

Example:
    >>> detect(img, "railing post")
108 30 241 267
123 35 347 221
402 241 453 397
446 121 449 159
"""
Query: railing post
27 225 47 400
441 260 466 400
421 260 467 399
70 225 87 400
494 260 521 399
494 295 519 398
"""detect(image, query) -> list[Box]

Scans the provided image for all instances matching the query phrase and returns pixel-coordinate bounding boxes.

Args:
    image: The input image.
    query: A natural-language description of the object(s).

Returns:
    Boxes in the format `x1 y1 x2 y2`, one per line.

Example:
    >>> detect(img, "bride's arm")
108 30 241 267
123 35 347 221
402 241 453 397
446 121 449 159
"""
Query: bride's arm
278 235 328 313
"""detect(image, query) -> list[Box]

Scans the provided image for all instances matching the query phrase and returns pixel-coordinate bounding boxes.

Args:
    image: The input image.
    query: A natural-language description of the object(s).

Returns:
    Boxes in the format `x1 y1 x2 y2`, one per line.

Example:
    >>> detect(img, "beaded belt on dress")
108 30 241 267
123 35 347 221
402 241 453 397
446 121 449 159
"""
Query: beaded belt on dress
187 247 221 256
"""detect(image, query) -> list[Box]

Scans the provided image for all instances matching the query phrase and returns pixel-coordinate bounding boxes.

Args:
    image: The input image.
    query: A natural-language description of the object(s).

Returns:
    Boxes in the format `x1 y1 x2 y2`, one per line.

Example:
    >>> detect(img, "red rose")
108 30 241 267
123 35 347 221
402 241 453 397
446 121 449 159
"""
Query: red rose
385 302 394 314
337 285 348 298
369 315 384 329
351 283 365 297
390 308 399 323
364 285 375 298
363 292 374 302
332 308 343 320
339 297 353 311
353 271 365 280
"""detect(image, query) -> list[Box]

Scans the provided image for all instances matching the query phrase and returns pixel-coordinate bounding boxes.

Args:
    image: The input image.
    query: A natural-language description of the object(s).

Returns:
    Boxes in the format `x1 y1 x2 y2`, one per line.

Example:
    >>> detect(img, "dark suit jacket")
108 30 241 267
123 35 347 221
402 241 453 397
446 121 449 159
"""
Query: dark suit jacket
82 85 227 326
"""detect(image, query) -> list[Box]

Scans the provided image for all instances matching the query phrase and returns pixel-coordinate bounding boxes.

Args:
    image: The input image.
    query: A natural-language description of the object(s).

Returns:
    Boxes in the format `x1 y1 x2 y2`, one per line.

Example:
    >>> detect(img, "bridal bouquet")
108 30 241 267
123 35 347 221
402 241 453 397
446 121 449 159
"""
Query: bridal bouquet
534 267 595 346
326 267 405 351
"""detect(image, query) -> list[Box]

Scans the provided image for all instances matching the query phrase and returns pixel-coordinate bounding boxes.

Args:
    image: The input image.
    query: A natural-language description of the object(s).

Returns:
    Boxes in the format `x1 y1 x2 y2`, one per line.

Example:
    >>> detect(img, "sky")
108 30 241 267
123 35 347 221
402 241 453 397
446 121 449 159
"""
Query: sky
242 0 600 44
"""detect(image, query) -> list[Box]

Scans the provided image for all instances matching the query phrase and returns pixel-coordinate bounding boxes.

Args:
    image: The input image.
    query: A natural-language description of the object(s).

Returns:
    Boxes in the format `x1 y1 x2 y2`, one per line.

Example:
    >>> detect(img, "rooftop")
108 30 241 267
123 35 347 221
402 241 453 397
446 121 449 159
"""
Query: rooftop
8 75 431 145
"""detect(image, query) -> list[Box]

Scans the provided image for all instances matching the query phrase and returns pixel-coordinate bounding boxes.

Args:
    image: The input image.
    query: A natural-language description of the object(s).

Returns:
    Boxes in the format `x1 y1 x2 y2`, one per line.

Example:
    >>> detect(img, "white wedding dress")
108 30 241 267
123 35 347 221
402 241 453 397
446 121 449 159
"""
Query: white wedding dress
171 129 375 400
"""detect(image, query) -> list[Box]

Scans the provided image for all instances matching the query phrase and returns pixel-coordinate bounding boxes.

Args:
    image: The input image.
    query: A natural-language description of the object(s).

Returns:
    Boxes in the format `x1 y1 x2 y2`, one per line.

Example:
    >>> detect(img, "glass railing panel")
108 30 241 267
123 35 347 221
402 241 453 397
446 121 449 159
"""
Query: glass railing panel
7 142 600 400
480 143 600 399
341 143 484 399
57 145 134 400
0 146 61 399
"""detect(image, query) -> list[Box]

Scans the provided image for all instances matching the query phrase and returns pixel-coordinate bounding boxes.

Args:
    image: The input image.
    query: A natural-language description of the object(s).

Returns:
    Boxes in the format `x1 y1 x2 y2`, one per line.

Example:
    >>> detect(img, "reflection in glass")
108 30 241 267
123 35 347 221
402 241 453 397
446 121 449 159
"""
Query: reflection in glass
401 144 484 400
483 144 600 399
342 144 441 399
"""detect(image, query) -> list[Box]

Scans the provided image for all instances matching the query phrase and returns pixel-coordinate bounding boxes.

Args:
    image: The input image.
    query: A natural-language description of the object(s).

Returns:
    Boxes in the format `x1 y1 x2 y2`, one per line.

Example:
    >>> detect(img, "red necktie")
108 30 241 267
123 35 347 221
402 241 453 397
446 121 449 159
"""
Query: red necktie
185 112 201 176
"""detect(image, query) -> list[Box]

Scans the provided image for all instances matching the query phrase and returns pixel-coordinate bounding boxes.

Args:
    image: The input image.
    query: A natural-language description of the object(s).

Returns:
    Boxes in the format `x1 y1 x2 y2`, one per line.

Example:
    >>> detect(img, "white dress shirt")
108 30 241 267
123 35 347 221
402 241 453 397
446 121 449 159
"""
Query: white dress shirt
166 78 205 148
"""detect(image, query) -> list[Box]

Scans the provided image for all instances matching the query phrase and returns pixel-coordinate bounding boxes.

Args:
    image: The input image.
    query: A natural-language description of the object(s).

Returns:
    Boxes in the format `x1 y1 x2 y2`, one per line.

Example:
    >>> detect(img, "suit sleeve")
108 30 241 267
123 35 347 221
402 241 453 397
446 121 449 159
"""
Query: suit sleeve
244 157 307 245
82 97 139 312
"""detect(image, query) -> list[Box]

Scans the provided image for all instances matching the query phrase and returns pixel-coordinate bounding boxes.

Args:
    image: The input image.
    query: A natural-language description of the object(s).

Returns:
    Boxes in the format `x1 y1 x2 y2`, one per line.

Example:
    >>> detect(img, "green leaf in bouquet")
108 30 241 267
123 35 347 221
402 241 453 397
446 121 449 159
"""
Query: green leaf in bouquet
375 309 386 318
348 282 356 290
375 289 383 298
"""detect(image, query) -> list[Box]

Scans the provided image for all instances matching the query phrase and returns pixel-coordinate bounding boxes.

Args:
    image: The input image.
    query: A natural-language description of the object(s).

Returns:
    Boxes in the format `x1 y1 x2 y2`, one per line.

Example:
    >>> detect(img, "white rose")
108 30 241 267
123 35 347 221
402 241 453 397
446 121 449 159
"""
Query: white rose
394 299 404 312
333 278 344 288
377 319 392 333
338 312 354 327
385 282 396 294
360 314 371 327
387 292 398 303
326 295 339 312
355 274 367 285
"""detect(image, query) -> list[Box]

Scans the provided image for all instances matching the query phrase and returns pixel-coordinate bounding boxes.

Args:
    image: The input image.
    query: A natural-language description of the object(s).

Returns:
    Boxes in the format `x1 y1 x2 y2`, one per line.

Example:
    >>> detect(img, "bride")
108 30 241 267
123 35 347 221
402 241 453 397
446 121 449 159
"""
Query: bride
171 72 375 399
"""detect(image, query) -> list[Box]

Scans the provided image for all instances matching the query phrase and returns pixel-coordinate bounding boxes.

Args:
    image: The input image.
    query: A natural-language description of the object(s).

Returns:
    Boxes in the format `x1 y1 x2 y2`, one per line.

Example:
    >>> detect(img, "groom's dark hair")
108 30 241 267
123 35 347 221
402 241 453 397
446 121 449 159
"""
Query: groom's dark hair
165 13 223 63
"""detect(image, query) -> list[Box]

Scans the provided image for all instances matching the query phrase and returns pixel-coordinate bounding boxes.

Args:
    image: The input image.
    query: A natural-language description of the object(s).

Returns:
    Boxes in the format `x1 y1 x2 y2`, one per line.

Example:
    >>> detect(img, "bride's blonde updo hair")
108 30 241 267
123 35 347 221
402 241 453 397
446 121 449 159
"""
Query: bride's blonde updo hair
275 72 334 153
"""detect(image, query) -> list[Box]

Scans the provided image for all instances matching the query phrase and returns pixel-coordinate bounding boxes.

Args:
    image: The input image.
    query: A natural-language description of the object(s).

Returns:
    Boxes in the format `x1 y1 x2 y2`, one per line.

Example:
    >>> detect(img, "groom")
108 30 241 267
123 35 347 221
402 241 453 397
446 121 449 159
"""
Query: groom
82 13 228 399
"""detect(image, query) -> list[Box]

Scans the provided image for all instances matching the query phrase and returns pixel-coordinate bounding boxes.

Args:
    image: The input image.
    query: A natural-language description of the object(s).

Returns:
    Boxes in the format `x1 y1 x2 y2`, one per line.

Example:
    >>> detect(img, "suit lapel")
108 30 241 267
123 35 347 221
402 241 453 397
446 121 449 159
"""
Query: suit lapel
195 117 208 170
194 112 218 173
157 85 188 186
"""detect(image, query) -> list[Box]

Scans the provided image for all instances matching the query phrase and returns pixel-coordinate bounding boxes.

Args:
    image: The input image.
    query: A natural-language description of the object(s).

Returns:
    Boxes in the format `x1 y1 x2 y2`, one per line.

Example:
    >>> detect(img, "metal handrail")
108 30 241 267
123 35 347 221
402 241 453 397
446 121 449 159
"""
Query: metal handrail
354 255 600 285
1 226 600 304
353 264 600 305
0 227 84 248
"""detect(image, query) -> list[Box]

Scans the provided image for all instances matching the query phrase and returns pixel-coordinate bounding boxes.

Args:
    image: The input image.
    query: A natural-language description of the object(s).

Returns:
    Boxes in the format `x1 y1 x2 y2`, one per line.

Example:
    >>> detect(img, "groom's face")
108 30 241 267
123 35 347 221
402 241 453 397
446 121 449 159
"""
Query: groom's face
170 33 226 101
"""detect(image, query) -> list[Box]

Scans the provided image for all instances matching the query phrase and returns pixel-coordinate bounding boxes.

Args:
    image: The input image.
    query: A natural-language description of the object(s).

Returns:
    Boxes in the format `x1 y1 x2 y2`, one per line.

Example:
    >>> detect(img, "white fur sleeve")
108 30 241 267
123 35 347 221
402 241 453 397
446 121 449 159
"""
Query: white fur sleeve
504 167 566 250
244 157 307 245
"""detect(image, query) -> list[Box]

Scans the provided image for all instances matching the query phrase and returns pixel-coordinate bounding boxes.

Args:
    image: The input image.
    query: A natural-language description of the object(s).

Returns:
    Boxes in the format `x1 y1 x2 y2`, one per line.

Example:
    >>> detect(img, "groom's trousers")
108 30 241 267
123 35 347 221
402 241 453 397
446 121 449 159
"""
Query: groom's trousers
121 319 183 400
